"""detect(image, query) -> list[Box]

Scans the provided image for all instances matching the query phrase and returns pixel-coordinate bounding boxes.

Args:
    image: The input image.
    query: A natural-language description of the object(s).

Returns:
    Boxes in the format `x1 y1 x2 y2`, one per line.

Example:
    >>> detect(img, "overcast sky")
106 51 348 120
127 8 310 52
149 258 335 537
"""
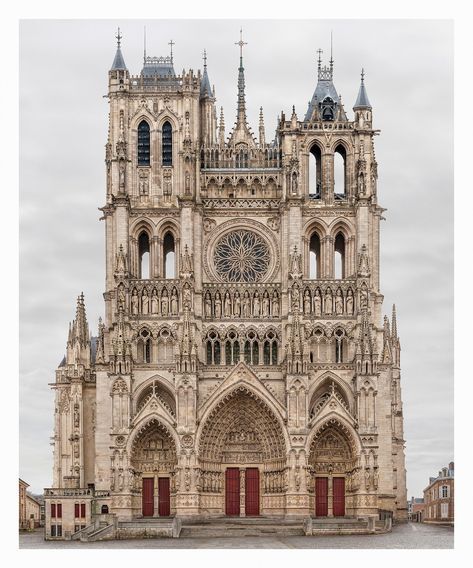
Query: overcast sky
19 19 453 498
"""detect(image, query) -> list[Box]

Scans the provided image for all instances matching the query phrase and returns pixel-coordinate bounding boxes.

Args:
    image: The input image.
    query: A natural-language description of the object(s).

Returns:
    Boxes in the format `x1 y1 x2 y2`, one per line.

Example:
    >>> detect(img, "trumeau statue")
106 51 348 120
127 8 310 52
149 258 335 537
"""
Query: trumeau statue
47 33 407 534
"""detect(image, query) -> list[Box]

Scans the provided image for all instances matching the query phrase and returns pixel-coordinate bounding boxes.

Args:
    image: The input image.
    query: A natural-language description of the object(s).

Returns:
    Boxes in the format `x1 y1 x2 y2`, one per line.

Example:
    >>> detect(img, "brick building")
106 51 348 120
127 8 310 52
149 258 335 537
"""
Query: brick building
423 462 454 525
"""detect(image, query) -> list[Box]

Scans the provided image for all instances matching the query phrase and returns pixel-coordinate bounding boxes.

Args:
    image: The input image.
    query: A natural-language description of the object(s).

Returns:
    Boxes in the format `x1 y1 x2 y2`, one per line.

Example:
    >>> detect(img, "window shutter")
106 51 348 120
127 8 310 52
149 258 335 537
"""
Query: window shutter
57 503 62 518
51 503 56 518
74 503 80 518
81 503 86 518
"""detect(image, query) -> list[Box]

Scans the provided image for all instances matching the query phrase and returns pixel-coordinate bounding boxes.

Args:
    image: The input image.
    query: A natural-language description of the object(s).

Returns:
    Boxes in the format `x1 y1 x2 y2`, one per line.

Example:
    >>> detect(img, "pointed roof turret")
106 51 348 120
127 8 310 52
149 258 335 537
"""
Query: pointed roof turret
354 68 372 110
259 107 266 147
200 49 213 98
304 47 341 122
66 293 91 368
218 106 225 145
110 27 127 71
391 304 398 340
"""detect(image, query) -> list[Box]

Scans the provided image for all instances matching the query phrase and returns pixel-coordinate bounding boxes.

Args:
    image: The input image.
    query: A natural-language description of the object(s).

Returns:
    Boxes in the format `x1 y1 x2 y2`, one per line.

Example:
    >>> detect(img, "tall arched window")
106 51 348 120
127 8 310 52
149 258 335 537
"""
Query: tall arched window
138 329 152 363
138 231 150 279
334 144 347 199
163 232 175 279
309 232 321 279
162 121 173 166
309 144 322 199
334 232 345 279
137 120 150 166
225 332 240 365
206 332 220 365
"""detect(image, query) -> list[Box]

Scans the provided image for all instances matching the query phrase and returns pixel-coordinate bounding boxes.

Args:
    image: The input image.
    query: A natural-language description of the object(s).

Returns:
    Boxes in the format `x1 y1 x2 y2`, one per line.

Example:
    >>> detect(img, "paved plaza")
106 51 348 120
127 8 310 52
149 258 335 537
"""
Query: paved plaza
19 522 453 549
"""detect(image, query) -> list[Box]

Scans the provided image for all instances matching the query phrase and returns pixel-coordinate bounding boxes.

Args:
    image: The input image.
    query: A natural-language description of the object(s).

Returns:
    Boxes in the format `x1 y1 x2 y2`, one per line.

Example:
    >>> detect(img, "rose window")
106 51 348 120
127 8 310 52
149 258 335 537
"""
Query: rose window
214 230 270 282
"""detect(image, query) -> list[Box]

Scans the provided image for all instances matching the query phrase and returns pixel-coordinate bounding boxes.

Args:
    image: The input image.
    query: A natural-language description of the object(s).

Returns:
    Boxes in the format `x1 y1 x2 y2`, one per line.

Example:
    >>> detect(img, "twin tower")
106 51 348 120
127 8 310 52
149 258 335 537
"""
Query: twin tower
45 29 407 539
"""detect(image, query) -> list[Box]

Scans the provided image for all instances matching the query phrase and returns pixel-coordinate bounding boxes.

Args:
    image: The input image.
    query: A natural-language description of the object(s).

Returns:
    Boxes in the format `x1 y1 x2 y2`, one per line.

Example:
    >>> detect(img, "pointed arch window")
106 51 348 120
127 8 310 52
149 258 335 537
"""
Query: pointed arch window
138 231 150 279
163 232 176 279
334 232 346 279
162 121 173 166
309 144 322 199
138 120 150 166
334 144 347 199
309 232 321 279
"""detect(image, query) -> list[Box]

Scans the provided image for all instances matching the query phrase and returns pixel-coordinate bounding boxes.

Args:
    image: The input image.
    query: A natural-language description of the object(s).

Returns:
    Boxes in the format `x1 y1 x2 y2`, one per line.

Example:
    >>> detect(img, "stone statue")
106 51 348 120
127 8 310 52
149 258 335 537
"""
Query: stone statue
272 292 280 317
141 289 149 315
313 289 322 316
151 289 159 314
243 291 251 318
204 292 212 318
360 286 369 310
118 160 126 191
161 289 169 316
324 288 333 315
303 290 311 315
117 285 125 311
253 292 260 317
291 286 300 311
234 291 241 317
171 289 178 315
215 292 222 318
262 291 270 317
346 289 354 315
335 289 344 315
183 285 192 308
131 290 139 315
224 291 232 317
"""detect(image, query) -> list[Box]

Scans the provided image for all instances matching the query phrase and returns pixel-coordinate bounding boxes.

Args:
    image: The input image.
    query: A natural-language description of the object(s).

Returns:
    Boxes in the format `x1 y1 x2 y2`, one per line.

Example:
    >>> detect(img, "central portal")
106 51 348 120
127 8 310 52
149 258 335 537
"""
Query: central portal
225 467 260 516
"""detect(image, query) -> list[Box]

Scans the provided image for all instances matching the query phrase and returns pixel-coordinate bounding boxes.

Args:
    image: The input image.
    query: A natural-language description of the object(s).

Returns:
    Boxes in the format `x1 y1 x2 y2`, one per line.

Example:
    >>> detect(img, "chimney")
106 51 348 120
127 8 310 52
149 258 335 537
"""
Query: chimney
449 461 454 471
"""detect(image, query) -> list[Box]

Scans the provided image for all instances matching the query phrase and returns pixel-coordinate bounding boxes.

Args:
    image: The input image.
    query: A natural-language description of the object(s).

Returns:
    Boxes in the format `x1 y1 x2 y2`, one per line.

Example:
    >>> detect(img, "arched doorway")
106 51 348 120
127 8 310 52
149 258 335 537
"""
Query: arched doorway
130 419 177 517
198 387 287 517
308 419 359 518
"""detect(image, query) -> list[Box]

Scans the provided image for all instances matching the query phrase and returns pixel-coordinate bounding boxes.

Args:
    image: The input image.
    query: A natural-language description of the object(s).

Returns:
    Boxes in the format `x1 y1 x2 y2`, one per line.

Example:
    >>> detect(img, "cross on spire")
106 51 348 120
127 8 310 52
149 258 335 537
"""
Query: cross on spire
203 48 207 68
316 48 323 66
116 27 122 48
169 39 175 62
361 67 365 83
235 28 247 60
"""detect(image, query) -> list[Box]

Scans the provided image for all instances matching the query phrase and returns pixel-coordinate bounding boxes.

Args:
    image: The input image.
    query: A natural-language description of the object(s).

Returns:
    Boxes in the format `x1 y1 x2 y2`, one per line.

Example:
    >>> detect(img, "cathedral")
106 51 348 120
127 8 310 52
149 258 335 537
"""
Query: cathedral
44 29 407 539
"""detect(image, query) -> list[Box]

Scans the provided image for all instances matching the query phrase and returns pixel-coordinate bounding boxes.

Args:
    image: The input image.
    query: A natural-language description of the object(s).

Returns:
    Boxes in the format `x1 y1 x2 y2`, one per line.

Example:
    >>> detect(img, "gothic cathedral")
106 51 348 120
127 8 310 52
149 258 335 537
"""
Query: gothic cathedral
45 30 407 539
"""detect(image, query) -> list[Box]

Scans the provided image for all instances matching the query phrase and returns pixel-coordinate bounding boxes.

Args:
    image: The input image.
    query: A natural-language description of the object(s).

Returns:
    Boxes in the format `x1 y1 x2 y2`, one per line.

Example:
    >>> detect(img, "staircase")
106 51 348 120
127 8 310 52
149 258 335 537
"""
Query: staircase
180 517 305 538
306 516 375 535
116 517 181 539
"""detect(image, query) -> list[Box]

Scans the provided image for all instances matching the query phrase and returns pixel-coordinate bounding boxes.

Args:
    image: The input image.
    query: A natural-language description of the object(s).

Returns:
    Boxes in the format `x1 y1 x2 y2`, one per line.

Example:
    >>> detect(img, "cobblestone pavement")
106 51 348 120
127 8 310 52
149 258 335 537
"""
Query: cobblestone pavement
19 522 453 549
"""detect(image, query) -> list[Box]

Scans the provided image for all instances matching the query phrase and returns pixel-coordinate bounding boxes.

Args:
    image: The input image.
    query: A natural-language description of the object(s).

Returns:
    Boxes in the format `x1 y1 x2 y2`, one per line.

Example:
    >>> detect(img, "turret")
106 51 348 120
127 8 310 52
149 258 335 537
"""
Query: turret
66 293 91 368
304 48 343 122
200 50 217 146
109 28 129 92
353 69 372 128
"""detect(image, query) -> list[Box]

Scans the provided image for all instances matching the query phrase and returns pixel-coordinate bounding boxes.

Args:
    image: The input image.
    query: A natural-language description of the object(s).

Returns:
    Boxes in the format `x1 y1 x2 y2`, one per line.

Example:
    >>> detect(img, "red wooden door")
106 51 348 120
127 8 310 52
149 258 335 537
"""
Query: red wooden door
158 477 170 517
225 468 240 516
315 477 328 517
333 477 345 517
245 468 260 516
142 478 154 517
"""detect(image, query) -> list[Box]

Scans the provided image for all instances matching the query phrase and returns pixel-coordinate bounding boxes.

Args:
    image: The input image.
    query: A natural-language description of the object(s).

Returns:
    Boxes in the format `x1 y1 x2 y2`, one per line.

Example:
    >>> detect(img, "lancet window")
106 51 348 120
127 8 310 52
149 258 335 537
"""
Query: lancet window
162 121 172 166
334 144 347 199
138 231 150 279
309 144 322 199
334 232 346 279
137 120 150 166
309 232 321 279
163 232 176 279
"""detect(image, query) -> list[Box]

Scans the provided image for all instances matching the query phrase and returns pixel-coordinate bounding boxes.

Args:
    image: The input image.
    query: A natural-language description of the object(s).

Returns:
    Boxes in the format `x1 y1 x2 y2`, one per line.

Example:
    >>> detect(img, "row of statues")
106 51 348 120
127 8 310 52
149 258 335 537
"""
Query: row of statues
204 289 280 319
293 286 355 316
128 287 180 316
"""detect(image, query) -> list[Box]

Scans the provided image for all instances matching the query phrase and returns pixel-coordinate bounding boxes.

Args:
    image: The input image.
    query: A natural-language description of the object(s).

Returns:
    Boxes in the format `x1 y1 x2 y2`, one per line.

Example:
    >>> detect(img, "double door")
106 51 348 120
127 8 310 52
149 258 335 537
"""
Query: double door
315 477 345 517
225 468 260 516
142 477 170 517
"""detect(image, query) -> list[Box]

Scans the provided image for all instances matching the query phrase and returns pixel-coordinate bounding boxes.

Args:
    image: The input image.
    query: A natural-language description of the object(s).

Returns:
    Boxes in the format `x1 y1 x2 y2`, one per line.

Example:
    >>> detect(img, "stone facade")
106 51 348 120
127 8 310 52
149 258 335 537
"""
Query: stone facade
423 462 454 525
44 30 407 539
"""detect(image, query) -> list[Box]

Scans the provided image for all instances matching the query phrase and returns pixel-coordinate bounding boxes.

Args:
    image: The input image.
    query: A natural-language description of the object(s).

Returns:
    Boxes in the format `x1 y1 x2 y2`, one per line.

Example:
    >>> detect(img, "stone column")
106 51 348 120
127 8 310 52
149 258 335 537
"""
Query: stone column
240 468 246 517
328 474 333 517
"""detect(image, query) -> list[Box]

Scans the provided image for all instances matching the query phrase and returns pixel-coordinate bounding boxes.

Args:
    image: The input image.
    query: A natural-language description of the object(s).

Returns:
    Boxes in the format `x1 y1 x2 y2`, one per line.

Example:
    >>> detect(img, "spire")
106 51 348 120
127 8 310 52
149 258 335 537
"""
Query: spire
219 106 225 145
354 68 372 110
111 27 127 71
143 26 147 65
200 49 212 98
227 29 256 148
391 304 398 340
235 28 248 126
168 39 175 64
259 107 266 147
66 293 91 368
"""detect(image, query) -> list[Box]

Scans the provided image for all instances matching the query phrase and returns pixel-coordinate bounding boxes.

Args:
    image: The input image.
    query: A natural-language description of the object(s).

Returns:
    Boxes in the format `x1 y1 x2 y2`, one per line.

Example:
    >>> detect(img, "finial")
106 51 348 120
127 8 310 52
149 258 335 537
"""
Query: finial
235 27 247 61
143 26 147 64
169 39 175 63
203 49 207 68
330 31 334 68
361 68 365 84
116 27 122 48
316 48 323 69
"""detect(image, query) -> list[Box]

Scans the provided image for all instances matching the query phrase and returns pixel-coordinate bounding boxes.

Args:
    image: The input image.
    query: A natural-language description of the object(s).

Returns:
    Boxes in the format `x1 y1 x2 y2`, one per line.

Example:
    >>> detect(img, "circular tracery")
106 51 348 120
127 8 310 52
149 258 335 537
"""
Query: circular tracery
213 230 270 283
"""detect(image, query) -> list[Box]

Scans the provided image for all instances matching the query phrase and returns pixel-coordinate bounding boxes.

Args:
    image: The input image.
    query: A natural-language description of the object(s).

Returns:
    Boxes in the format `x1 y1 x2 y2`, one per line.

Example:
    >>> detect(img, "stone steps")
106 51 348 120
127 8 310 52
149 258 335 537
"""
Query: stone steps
181 517 305 538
